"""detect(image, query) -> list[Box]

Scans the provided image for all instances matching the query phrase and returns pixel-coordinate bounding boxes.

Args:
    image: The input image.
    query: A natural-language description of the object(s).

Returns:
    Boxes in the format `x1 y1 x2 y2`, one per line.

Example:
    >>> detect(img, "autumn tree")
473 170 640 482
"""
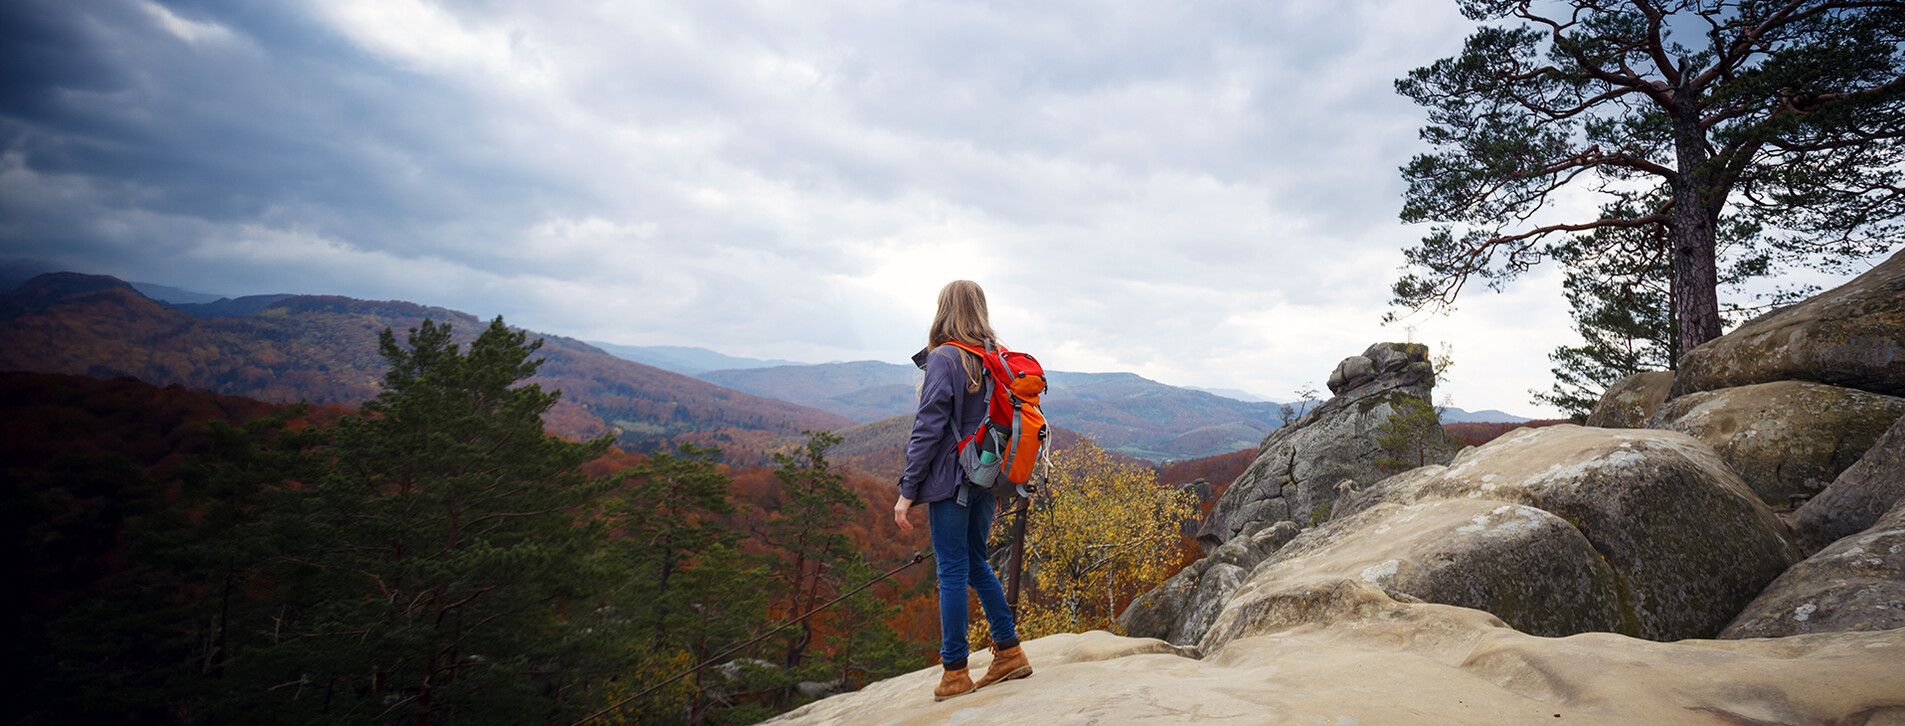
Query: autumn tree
757 432 863 686
1017 440 1194 638
1395 0 1905 357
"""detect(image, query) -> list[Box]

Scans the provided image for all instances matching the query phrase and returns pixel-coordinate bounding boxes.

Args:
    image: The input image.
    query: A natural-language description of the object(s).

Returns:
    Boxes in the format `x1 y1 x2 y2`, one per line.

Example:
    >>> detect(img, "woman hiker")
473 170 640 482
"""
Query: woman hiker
891 280 1034 701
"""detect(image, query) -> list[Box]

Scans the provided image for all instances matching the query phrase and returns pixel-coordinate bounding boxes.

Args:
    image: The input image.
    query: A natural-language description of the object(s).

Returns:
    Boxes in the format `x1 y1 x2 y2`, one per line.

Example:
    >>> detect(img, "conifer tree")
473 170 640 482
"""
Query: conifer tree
1395 0 1905 356
266 317 615 724
758 432 862 682
1374 395 1451 475
612 444 739 648
601 444 780 725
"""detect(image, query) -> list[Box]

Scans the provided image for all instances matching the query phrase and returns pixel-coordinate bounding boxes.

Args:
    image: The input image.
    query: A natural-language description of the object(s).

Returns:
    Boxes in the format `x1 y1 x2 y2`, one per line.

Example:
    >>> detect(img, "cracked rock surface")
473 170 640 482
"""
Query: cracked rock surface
1197 342 1459 550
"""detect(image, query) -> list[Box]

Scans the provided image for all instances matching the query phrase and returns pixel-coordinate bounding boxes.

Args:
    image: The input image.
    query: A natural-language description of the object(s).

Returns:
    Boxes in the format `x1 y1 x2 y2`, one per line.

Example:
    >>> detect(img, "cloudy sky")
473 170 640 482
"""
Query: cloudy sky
5 0 1845 416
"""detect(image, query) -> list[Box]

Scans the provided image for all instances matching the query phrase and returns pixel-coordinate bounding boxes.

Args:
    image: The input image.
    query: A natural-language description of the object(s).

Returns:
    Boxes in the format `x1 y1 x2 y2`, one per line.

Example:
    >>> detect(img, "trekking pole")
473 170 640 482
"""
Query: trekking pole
1004 491 1031 616
1005 443 1066 613
570 551 932 726
1003 452 1048 617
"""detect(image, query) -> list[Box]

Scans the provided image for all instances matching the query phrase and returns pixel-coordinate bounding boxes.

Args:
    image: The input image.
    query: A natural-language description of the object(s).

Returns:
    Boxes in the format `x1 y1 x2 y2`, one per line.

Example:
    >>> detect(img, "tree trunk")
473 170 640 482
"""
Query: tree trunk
1670 93 1725 359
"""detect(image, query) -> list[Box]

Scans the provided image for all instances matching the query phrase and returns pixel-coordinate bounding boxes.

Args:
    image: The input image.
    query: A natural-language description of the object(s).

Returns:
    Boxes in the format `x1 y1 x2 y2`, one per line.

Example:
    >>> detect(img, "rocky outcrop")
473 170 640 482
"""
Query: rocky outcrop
1196 343 1459 550
1722 503 1905 639
1118 522 1299 645
1198 499 1624 647
1674 247 1905 398
1585 370 1674 428
765 619 1905 725
1332 425 1800 641
1790 414 1905 553
1647 380 1905 507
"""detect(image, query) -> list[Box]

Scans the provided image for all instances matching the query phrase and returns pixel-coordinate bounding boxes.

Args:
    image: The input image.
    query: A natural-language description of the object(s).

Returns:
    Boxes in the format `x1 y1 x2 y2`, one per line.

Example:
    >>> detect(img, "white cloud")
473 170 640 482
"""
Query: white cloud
138 0 235 46
29 0 1877 419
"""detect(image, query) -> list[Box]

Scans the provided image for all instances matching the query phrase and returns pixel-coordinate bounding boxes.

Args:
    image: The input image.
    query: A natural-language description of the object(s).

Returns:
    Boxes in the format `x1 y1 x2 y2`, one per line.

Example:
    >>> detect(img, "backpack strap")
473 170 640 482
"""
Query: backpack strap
940 343 992 508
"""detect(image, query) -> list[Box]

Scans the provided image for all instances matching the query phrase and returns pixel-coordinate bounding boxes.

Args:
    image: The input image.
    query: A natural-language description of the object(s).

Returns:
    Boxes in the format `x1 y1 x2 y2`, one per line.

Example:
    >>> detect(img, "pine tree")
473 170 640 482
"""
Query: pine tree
612 444 739 649
600 443 780 725
264 317 615 724
1394 1 1905 356
758 432 862 691
1374 394 1450 475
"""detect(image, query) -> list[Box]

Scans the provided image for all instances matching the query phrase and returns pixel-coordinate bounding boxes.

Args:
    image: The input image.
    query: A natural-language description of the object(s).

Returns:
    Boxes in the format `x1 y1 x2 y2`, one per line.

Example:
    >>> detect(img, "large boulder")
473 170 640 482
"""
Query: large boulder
766 616 1905 726
1338 425 1800 640
1195 498 1624 656
1196 342 1459 550
1119 522 1300 645
1674 247 1905 398
1790 415 1905 553
1584 370 1675 428
1721 503 1905 639
1647 380 1905 507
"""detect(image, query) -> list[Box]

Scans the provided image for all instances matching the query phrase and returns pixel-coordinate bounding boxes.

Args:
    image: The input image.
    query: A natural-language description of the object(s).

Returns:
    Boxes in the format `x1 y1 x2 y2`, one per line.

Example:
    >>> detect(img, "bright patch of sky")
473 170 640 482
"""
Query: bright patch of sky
0 0 1883 416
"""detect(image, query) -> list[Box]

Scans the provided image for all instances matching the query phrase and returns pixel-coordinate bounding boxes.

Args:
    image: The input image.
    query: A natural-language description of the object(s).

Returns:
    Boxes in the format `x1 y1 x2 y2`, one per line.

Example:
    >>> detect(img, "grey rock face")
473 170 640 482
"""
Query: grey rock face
1584 370 1675 428
1647 380 1905 507
1722 504 1905 639
1675 247 1905 398
1199 498 1625 655
1117 521 1300 646
1197 342 1458 551
1327 355 1379 396
1791 415 1905 553
1338 425 1799 640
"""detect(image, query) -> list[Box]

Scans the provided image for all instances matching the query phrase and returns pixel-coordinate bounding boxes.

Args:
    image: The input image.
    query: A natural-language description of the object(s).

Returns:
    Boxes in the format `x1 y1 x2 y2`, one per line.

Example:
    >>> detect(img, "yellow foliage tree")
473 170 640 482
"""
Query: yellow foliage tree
1008 440 1194 639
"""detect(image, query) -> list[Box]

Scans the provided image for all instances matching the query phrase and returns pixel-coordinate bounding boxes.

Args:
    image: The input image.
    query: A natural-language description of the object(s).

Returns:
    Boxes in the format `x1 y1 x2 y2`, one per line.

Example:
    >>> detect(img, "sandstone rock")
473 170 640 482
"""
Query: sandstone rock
1647 380 1905 507
1198 343 1458 550
1722 504 1905 639
1675 247 1905 398
1118 522 1300 646
765 616 1905 726
1791 414 1905 553
1338 425 1799 640
1198 498 1623 654
1115 560 1203 642
1584 370 1675 428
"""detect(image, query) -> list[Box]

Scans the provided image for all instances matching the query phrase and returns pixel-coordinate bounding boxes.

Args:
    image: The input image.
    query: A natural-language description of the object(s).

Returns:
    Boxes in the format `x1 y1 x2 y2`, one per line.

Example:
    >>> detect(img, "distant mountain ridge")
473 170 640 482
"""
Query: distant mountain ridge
0 264 1536 463
584 342 807 375
0 272 852 463
674 359 1532 462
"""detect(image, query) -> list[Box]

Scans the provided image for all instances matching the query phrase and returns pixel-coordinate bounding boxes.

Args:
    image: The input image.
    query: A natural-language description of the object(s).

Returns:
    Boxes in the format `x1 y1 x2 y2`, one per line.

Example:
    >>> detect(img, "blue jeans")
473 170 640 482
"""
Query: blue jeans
928 487 1018 665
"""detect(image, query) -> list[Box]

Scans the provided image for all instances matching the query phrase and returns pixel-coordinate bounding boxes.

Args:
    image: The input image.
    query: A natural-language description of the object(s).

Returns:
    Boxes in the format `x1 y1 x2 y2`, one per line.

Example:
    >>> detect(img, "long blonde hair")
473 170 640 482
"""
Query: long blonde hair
929 280 996 394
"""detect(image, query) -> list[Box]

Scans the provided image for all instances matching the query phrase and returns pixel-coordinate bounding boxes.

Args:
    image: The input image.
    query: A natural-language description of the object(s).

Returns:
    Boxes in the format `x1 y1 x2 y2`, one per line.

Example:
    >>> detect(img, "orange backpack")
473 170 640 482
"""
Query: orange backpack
945 339 1048 497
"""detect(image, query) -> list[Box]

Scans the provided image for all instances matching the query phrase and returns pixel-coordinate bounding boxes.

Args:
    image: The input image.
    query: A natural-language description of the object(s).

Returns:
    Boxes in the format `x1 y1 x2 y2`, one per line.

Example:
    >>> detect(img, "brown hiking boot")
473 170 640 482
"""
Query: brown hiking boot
933 665 974 701
973 643 1032 689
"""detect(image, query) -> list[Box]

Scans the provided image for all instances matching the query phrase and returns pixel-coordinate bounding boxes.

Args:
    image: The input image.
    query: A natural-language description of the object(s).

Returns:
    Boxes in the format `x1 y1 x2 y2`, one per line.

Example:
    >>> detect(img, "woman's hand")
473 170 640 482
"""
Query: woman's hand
893 495 914 532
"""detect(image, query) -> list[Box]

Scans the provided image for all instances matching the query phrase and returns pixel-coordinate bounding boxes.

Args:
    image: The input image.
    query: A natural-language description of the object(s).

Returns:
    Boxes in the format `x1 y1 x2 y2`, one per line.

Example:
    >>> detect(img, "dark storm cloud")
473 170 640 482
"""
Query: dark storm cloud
0 0 1591 414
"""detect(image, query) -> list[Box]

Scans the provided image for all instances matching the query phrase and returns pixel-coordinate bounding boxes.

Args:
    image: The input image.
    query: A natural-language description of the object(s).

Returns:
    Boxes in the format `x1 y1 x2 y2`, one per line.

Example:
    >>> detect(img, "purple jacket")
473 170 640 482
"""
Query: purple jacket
899 344 988 505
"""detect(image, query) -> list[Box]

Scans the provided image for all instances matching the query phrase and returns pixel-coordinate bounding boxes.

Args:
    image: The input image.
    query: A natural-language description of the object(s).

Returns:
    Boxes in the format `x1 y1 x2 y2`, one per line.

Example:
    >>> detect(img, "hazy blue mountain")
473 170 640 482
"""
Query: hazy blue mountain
587 342 806 375
168 294 299 317
699 361 1290 461
1184 385 1277 402
1440 408 1533 424
130 282 224 304
699 361 921 422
